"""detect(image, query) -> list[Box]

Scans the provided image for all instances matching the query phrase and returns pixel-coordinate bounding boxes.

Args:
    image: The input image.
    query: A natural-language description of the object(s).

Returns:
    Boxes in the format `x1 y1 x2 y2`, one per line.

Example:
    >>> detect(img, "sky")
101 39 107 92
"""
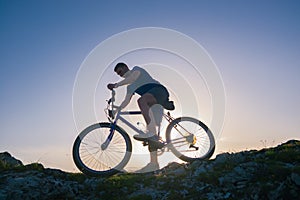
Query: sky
1 0 300 172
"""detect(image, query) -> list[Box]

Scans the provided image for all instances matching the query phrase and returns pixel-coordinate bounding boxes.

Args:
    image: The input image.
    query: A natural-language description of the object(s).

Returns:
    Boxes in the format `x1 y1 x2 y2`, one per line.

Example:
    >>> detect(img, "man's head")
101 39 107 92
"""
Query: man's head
114 62 129 77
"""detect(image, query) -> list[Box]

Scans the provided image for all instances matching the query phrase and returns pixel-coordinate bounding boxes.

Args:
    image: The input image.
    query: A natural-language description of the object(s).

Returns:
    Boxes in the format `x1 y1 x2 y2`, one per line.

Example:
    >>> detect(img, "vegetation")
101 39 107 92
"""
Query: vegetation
1 140 299 199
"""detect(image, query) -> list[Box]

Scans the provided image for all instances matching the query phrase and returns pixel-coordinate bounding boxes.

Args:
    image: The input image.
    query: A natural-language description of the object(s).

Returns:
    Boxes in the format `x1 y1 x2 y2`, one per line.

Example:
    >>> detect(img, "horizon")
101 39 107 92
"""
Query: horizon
1 0 300 172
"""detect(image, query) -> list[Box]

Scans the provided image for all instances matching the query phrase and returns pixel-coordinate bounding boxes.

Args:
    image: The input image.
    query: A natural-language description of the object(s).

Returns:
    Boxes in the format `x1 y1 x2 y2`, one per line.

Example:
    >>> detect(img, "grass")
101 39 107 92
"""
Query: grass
0 160 9 171
66 172 87 183
96 173 156 199
0 159 44 172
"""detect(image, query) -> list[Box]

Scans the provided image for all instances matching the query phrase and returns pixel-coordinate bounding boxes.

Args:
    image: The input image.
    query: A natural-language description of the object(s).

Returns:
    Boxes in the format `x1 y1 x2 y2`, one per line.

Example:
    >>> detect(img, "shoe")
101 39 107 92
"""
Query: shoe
133 132 156 141
163 101 175 110
135 162 160 173
148 139 165 150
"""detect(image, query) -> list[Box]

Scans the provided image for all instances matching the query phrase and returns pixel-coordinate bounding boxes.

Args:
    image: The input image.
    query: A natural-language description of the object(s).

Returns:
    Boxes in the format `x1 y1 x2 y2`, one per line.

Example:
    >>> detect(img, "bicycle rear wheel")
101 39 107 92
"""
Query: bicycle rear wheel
72 122 132 176
165 117 215 162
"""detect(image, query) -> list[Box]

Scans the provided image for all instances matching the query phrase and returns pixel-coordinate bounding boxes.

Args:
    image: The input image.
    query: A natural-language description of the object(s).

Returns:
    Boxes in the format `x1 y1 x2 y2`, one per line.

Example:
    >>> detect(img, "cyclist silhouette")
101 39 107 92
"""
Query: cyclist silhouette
107 62 174 172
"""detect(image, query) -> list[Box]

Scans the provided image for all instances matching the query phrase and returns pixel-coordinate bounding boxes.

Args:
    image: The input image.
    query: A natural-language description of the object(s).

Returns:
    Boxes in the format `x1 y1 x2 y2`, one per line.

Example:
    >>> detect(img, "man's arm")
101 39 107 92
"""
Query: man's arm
115 70 140 87
119 93 133 110
107 70 140 90
107 69 140 90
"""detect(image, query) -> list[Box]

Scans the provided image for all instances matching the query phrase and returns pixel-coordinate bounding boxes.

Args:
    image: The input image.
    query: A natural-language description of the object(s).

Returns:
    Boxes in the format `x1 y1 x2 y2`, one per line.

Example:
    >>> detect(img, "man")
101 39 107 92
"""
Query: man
107 62 174 172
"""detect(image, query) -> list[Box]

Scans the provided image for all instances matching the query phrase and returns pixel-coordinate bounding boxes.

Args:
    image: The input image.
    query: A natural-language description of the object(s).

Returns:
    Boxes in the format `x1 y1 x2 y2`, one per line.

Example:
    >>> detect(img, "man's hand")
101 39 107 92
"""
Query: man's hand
107 83 117 90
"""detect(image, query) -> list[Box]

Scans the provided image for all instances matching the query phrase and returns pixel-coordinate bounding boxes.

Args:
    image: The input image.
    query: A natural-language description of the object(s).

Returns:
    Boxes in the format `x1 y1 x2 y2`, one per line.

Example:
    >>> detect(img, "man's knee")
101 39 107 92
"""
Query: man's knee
137 96 145 107
138 94 157 109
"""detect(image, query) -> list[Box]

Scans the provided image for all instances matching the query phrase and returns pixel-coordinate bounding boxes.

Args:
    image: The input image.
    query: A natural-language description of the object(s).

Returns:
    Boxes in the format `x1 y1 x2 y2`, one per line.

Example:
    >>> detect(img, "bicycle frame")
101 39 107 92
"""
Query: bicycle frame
101 110 142 150
102 107 174 150
113 110 145 135
102 90 178 150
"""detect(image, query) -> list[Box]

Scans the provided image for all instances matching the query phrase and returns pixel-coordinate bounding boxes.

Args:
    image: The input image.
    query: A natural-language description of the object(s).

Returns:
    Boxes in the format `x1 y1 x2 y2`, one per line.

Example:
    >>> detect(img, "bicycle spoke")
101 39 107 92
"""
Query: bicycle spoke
166 117 215 162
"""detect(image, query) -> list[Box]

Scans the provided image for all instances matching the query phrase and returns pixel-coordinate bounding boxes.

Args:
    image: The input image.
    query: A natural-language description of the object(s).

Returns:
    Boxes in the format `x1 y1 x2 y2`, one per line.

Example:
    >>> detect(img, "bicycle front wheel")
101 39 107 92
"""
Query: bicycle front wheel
166 117 215 162
72 122 132 176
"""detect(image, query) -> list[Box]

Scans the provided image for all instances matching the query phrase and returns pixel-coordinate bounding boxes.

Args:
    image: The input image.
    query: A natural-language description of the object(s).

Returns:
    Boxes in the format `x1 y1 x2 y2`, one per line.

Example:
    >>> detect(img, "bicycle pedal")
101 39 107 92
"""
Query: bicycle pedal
142 141 149 146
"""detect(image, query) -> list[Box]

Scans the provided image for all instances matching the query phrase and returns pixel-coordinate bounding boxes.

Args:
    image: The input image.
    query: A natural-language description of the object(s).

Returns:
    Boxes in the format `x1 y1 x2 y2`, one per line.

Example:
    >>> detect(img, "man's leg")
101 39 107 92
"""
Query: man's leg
150 148 158 163
137 93 159 169
137 93 157 133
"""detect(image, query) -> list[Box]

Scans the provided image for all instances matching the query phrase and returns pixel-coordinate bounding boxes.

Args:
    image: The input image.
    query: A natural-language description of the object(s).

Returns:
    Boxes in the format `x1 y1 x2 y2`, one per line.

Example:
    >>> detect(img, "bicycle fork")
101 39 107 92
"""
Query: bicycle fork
101 122 117 150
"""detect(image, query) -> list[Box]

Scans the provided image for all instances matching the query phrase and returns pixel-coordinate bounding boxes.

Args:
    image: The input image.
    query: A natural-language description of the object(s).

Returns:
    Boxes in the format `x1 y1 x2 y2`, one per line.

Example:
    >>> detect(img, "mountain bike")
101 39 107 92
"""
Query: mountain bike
73 90 215 176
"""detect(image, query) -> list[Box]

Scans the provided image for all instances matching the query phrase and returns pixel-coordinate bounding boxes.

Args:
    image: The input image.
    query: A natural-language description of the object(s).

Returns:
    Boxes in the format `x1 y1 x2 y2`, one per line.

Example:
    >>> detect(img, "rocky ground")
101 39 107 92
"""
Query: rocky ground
0 140 300 200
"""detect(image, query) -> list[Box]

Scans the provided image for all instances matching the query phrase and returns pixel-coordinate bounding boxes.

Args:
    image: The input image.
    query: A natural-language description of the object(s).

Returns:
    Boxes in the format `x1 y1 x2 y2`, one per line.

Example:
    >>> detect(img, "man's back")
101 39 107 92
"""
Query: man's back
127 66 160 95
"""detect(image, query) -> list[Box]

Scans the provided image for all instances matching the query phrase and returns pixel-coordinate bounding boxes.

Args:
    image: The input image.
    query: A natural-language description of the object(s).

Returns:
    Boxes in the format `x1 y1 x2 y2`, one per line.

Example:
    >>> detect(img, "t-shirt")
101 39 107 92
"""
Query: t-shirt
127 66 160 95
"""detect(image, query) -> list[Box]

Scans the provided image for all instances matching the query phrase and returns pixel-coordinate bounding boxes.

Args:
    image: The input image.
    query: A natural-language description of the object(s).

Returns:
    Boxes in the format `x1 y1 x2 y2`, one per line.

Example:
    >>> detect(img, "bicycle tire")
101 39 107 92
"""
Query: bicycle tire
165 117 215 162
72 122 132 176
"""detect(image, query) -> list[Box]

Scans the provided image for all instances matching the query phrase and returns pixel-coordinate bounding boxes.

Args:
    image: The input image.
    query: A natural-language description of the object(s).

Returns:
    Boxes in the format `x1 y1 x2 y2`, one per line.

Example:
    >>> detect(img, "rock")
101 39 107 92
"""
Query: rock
214 152 231 164
291 173 300 186
0 152 23 168
268 181 285 200
161 162 187 175
1 139 300 199
193 164 207 176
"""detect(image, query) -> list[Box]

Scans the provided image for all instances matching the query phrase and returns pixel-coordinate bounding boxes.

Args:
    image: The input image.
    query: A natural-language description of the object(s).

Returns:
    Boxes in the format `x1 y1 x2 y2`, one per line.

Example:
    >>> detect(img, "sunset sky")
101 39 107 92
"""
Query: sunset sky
1 0 299 172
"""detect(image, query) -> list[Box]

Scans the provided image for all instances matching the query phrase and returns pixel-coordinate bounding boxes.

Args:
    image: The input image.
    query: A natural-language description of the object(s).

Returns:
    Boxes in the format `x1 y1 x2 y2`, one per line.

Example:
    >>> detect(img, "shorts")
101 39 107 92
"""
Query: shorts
135 83 169 105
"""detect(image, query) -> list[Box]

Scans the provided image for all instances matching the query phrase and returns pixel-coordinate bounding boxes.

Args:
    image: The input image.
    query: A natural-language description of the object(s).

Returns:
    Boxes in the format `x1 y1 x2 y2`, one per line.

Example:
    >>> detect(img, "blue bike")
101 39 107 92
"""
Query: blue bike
73 90 215 176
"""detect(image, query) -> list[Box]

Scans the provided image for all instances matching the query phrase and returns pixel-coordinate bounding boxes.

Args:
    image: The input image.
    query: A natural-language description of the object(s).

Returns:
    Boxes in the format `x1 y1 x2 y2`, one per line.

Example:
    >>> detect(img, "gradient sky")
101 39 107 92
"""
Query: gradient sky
1 0 299 172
